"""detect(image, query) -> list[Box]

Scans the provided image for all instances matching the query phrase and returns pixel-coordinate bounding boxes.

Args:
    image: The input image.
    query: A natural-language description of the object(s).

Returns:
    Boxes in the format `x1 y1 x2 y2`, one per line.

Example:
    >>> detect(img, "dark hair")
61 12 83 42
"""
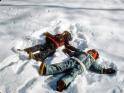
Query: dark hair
63 31 72 41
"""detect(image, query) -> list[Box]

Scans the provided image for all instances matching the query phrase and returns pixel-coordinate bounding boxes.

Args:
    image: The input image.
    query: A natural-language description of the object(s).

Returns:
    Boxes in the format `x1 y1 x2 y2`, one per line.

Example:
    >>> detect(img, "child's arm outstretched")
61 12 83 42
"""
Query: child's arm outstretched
63 48 75 57
89 62 116 75
64 44 80 52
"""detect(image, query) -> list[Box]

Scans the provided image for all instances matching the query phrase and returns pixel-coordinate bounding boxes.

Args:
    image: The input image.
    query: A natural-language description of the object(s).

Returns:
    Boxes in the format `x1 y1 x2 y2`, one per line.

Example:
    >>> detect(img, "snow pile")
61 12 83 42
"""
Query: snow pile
0 22 123 93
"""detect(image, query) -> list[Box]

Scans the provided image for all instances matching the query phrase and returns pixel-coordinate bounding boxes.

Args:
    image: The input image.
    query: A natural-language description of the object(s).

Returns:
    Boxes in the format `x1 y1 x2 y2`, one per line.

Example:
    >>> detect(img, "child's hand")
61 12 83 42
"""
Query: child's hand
62 48 72 55
103 68 117 75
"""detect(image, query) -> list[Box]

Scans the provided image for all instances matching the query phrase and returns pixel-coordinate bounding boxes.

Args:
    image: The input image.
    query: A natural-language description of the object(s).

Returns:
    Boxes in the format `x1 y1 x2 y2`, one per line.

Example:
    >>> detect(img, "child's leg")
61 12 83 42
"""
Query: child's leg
56 65 83 92
32 52 44 62
24 37 55 53
32 49 55 62
24 44 44 53
39 59 78 75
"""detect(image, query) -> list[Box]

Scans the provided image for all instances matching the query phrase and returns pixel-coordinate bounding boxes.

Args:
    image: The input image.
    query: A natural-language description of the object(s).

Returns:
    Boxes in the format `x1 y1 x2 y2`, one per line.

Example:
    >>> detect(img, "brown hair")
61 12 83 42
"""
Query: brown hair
62 31 72 41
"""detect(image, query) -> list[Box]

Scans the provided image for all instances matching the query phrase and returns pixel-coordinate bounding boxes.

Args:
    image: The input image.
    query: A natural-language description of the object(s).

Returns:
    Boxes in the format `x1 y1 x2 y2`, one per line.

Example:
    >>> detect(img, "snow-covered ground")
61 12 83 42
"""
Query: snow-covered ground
0 0 124 93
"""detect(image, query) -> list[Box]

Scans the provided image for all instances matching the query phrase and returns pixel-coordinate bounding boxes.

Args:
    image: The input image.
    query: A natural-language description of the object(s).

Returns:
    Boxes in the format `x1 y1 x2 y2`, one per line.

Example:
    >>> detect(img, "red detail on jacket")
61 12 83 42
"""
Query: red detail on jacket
47 35 65 48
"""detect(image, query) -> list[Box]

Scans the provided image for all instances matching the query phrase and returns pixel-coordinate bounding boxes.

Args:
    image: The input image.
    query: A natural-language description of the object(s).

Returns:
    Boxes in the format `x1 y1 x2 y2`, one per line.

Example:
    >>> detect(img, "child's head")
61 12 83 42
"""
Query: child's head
87 49 99 60
62 31 72 42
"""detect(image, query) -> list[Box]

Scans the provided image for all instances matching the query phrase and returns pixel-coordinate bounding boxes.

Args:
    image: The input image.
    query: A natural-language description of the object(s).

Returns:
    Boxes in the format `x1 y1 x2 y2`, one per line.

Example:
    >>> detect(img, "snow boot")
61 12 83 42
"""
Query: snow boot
56 80 66 92
24 48 32 54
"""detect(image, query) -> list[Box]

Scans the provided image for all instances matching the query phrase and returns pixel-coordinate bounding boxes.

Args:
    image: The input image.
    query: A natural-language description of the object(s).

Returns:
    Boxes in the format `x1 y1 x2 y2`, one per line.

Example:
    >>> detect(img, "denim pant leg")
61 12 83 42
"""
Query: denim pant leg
45 59 77 75
58 63 83 88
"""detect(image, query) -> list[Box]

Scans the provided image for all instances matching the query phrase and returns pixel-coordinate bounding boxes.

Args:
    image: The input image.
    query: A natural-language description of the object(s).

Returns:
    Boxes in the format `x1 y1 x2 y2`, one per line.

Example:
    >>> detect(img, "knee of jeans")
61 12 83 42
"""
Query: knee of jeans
45 65 53 75
46 65 59 75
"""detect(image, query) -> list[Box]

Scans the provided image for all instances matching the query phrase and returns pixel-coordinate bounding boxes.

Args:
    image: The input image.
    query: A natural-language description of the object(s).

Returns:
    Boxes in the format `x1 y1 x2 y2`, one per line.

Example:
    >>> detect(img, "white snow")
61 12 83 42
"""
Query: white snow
0 0 124 93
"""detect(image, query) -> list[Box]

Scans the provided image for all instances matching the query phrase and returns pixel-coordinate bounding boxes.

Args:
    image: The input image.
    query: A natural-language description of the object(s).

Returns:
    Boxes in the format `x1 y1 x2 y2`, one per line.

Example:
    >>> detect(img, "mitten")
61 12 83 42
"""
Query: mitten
103 68 116 75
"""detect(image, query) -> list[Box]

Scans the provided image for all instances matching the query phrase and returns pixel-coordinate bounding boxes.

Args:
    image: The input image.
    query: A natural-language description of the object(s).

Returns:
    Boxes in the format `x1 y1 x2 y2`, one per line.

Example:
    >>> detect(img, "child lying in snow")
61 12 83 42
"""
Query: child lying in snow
38 47 117 92
19 31 73 62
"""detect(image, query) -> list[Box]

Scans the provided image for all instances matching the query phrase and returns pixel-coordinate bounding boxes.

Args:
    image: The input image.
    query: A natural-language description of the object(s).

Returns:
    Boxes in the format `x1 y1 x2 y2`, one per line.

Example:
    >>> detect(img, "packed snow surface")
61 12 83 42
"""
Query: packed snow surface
0 0 124 93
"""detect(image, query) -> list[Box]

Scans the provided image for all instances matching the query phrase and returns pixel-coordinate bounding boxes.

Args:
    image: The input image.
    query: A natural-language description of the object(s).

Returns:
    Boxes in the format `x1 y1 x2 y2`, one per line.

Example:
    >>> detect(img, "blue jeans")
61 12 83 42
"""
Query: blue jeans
45 58 84 87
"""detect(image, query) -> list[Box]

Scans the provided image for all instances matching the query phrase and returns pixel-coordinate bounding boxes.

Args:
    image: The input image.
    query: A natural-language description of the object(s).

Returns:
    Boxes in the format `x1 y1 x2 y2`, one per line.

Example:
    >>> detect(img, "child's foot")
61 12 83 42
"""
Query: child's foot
17 49 23 51
24 48 32 54
57 80 66 92
17 49 31 54
38 62 46 75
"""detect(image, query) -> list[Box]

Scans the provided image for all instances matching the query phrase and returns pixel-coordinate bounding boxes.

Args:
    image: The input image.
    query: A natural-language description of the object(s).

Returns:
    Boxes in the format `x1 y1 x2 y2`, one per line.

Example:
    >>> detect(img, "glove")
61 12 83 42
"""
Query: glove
103 68 116 75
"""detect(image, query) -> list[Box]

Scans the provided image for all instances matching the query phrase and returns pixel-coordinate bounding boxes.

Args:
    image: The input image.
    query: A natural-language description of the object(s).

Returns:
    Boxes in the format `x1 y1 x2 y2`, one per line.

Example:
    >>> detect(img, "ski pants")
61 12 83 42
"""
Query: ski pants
45 58 84 88
24 37 56 61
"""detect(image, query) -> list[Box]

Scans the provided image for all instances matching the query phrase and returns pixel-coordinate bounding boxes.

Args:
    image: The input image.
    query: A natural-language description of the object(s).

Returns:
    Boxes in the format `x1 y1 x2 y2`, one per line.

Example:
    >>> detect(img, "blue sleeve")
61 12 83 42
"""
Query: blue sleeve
89 62 105 74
